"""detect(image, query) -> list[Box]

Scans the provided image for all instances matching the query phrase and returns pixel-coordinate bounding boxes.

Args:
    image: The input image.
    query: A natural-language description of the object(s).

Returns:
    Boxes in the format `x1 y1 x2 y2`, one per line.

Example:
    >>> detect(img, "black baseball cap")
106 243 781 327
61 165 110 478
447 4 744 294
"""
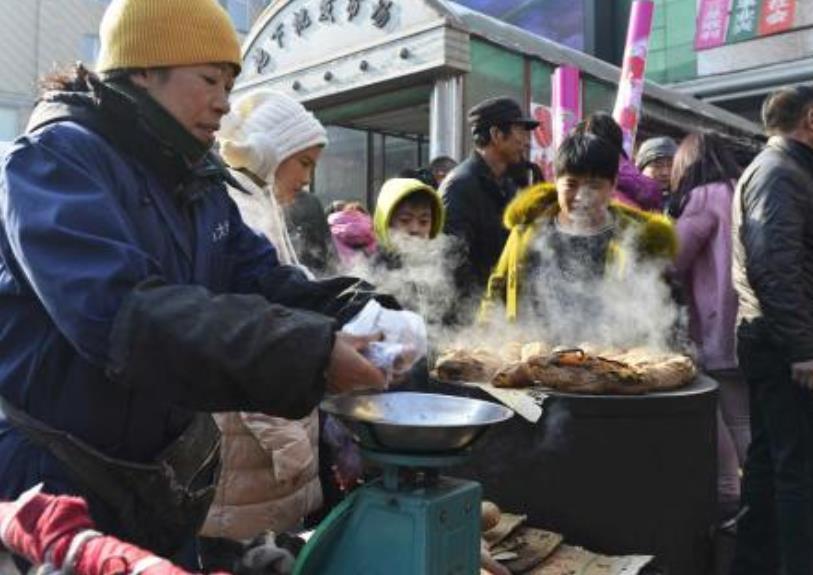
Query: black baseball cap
468 96 539 134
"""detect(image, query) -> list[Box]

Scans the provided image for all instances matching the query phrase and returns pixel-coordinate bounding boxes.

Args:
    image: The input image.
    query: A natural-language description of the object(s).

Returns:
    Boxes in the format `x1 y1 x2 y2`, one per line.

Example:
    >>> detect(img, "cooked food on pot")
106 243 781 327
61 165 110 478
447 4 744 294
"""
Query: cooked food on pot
434 348 504 383
436 342 696 395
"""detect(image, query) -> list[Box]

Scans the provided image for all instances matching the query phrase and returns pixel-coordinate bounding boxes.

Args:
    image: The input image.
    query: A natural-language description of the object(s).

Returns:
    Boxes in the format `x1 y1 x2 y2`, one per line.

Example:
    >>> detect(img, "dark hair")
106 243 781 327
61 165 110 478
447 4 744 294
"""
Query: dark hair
579 111 625 158
429 156 457 173
554 132 620 182
473 123 513 148
39 63 94 95
670 132 741 217
39 64 174 97
762 85 813 135
396 190 435 212
397 167 436 188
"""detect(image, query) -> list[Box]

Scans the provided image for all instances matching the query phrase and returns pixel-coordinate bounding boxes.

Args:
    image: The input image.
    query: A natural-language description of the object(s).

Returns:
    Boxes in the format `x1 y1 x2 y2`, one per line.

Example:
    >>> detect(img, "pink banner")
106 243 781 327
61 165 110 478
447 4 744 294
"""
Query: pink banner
551 66 581 152
695 0 732 50
613 0 654 157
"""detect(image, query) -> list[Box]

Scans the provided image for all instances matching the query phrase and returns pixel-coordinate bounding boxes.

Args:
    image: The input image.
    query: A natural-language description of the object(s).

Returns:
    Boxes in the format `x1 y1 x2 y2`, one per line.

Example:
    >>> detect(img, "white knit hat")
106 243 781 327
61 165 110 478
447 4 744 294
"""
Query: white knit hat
218 90 328 181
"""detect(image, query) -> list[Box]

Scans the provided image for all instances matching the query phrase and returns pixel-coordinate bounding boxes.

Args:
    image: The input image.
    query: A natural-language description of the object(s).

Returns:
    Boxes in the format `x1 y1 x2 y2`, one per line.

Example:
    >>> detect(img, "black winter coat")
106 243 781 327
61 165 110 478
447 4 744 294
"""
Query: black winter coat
440 152 517 298
733 136 813 362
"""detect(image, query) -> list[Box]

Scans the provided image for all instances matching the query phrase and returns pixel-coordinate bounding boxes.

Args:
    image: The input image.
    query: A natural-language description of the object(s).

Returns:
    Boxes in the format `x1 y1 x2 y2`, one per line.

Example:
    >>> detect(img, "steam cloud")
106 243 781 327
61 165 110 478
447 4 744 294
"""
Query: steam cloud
335 223 683 357
337 232 470 349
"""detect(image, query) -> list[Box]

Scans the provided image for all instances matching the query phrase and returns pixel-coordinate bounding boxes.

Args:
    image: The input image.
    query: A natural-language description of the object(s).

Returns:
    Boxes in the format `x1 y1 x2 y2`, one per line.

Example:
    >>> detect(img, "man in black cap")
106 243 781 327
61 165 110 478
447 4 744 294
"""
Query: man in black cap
439 96 538 314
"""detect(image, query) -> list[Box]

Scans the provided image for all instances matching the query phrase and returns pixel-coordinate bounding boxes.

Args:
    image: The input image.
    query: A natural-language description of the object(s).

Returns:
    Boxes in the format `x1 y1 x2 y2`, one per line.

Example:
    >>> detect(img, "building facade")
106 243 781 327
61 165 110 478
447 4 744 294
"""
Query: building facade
0 0 271 143
451 0 811 125
644 0 812 123
235 0 760 212
678 0 812 123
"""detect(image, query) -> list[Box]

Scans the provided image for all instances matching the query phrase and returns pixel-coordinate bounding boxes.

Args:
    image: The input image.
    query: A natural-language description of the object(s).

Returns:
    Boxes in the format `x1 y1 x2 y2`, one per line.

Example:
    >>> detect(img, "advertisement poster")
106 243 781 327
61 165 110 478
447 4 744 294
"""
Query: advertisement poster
697 0 797 49
529 103 555 182
695 0 732 50
759 0 796 36
727 0 761 43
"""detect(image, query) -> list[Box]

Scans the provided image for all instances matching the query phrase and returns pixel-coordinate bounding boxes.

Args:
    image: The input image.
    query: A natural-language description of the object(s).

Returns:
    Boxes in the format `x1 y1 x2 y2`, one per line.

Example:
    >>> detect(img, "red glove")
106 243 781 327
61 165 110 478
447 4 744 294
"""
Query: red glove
0 486 93 565
0 486 231 575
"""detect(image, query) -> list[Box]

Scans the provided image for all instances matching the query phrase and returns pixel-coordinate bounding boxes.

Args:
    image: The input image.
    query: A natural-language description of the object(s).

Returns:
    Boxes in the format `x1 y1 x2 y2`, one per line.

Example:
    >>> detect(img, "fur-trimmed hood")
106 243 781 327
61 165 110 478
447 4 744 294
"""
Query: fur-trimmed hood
502 182 677 260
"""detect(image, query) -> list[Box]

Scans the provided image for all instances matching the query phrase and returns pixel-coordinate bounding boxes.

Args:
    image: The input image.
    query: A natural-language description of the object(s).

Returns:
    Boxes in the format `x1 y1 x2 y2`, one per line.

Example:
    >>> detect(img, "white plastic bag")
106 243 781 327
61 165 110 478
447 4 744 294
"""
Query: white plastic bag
342 300 427 380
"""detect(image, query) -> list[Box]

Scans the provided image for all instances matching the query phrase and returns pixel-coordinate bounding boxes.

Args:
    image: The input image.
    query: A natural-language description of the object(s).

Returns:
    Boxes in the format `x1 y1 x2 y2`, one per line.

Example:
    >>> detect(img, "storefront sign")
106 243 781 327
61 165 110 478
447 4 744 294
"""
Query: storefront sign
759 0 796 36
695 0 731 50
696 0 797 50
727 0 760 43
237 0 463 102
248 0 404 74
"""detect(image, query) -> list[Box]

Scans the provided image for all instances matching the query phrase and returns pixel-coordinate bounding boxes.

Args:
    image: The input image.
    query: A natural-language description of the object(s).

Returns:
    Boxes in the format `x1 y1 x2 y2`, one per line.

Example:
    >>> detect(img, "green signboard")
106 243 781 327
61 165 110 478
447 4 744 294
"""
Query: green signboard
727 0 762 43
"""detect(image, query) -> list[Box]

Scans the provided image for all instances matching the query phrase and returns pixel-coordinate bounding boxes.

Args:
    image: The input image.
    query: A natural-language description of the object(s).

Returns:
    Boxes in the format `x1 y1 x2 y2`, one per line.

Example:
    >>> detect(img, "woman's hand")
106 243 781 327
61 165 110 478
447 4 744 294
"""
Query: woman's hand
325 332 386 394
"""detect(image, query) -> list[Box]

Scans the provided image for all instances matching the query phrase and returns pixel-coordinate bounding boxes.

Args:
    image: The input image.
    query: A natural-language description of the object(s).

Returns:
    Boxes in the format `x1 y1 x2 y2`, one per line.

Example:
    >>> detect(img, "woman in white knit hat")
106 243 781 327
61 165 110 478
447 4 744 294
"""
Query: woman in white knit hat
200 91 329 545
217 89 329 266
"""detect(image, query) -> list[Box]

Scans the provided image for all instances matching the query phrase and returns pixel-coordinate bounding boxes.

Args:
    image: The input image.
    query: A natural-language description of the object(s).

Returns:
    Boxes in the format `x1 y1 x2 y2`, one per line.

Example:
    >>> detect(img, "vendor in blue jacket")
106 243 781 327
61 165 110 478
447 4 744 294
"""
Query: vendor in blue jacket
0 0 399 565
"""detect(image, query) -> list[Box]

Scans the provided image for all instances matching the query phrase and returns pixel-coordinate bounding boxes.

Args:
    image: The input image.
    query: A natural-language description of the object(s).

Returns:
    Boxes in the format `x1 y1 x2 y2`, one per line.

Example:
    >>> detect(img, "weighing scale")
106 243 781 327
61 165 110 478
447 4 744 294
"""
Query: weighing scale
293 392 513 575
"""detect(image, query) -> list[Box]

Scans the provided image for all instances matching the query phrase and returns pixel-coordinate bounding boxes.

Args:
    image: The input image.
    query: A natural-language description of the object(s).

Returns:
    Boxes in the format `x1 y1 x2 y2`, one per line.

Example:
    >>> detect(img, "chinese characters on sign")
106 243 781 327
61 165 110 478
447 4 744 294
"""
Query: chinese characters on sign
271 23 285 48
293 8 312 35
694 0 730 50
727 0 759 42
319 0 336 22
251 0 400 76
253 48 271 74
759 0 795 36
372 0 393 28
695 0 797 50
348 0 361 20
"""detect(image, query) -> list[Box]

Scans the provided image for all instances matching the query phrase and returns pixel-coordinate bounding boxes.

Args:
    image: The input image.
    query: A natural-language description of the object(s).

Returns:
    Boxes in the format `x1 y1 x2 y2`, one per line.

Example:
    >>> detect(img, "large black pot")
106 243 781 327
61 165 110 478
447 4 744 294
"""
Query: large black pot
429 376 718 575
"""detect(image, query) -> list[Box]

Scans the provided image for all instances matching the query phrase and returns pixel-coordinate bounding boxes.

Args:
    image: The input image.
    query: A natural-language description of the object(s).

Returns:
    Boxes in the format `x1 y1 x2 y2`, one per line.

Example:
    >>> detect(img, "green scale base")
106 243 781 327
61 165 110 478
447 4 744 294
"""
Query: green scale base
293 450 482 575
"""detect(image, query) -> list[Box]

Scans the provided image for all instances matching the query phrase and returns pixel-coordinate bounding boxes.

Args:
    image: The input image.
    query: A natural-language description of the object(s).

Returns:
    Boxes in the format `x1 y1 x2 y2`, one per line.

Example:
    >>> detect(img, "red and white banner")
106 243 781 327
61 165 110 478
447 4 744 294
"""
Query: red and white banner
529 103 555 182
759 0 796 36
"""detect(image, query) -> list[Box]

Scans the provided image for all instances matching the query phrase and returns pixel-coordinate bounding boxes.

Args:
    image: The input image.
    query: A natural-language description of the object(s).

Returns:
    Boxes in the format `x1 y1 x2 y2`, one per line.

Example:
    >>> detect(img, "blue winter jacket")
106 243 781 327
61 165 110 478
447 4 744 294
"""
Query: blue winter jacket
0 78 375 511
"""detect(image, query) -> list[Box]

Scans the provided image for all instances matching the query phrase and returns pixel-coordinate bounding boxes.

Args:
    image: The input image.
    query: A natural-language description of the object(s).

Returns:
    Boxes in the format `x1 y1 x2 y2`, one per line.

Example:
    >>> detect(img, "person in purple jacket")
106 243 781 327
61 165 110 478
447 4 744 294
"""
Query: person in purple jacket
670 131 747 522
576 112 663 212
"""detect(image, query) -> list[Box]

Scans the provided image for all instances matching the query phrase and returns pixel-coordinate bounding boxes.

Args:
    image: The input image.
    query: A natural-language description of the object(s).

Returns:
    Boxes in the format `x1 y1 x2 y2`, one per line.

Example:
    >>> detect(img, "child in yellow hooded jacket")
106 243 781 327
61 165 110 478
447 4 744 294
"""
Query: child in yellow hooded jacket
373 177 445 253
484 132 678 324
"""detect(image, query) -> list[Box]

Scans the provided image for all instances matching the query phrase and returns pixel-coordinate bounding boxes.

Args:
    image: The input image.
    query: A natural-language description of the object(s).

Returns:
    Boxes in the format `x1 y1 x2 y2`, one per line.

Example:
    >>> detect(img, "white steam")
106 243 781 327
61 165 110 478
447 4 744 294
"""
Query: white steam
517 222 679 352
337 232 470 347
336 221 682 357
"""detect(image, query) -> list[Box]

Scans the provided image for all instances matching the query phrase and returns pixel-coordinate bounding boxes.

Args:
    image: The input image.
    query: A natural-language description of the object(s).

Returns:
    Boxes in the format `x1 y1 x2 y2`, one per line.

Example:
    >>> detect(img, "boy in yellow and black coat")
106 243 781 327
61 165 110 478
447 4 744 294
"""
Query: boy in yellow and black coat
484 132 678 323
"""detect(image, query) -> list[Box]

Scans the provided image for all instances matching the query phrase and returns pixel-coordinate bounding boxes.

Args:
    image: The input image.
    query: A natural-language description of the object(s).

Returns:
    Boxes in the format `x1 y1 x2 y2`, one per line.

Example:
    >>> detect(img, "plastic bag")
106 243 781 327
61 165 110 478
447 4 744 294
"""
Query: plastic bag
342 300 427 381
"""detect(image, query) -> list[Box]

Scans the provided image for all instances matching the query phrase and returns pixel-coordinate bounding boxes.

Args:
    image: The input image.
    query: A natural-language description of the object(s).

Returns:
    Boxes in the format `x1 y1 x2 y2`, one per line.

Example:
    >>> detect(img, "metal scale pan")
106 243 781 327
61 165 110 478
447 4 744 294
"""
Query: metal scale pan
321 391 514 454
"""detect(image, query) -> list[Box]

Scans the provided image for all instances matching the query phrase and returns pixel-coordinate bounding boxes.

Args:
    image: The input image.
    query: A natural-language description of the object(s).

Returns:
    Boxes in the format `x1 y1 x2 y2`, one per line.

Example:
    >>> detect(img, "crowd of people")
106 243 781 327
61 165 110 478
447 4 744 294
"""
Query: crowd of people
0 0 812 574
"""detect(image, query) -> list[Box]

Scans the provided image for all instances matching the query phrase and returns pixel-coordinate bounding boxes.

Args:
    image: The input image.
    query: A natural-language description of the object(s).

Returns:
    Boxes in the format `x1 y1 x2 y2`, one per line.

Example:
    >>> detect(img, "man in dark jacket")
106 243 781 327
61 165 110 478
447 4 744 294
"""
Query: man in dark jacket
0 0 397 566
731 86 813 575
440 97 538 310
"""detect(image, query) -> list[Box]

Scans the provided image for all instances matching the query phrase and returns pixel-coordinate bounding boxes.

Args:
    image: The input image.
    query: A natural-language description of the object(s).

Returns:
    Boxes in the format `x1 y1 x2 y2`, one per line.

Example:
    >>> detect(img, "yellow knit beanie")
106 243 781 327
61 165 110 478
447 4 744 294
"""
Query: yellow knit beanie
97 0 242 73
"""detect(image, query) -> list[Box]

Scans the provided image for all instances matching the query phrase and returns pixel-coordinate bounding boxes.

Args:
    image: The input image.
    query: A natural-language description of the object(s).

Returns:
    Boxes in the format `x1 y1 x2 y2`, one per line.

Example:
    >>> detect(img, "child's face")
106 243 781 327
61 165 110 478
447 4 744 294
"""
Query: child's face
555 173 615 230
390 202 433 239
